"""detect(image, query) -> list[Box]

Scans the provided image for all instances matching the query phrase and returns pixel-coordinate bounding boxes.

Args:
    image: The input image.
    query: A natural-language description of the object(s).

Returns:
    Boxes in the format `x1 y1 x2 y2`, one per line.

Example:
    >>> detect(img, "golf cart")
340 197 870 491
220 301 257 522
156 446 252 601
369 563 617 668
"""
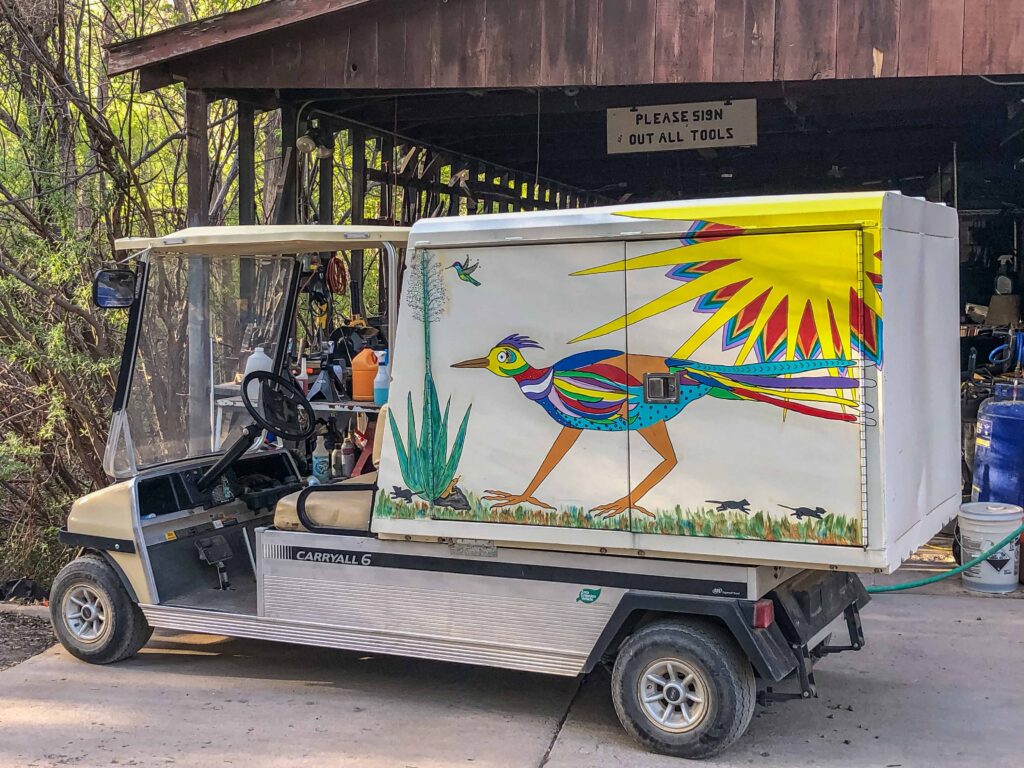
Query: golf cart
53 194 959 759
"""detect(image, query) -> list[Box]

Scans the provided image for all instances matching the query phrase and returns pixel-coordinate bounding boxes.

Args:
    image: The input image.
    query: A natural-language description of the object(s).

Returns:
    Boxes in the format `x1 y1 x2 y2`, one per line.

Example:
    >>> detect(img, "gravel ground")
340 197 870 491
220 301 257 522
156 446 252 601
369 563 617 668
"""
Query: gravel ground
0 608 54 671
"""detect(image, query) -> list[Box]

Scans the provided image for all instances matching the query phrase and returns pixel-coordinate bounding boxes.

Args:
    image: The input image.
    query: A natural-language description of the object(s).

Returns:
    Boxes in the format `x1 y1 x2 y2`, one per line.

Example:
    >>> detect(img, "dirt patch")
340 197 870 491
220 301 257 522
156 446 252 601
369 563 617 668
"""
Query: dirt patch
0 609 54 670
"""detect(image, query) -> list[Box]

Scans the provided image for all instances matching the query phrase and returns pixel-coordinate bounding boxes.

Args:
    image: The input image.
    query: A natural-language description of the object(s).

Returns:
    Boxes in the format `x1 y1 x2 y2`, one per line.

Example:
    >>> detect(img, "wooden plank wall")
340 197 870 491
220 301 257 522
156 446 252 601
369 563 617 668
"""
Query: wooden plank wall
175 0 1024 90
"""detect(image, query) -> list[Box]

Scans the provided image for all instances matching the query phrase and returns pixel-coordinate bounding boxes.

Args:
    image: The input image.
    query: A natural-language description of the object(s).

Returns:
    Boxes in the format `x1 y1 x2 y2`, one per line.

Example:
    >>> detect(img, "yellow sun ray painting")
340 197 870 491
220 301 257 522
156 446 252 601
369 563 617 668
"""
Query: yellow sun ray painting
570 211 883 402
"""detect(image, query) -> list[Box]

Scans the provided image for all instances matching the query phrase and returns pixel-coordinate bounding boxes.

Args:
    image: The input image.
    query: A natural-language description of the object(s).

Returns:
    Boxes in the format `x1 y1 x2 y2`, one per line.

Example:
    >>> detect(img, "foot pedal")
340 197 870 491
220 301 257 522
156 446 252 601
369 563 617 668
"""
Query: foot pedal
195 535 233 590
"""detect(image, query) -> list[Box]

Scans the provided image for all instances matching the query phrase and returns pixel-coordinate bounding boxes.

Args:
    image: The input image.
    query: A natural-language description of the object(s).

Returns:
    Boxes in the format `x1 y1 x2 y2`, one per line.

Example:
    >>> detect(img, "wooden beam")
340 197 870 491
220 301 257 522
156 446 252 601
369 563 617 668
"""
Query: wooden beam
237 102 256 225
186 89 210 227
237 101 256 325
185 89 211 454
319 147 334 225
380 132 395 224
275 105 298 224
107 0 378 76
350 127 366 314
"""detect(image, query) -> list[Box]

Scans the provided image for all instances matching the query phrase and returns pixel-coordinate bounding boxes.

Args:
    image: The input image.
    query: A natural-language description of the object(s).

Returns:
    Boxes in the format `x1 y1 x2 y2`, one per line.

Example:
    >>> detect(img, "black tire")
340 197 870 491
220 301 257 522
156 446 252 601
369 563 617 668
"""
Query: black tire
611 619 756 759
49 554 152 664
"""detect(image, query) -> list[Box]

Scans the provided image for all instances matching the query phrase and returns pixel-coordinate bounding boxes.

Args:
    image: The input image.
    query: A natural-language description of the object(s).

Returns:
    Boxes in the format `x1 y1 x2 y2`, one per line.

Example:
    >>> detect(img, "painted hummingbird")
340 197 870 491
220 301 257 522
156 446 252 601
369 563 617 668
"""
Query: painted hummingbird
449 258 481 286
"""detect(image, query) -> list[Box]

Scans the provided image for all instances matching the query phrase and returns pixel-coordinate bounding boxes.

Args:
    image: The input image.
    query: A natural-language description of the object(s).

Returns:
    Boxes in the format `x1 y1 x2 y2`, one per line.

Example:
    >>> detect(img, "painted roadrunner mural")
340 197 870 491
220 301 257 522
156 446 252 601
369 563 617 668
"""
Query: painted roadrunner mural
381 207 880 546
453 334 860 518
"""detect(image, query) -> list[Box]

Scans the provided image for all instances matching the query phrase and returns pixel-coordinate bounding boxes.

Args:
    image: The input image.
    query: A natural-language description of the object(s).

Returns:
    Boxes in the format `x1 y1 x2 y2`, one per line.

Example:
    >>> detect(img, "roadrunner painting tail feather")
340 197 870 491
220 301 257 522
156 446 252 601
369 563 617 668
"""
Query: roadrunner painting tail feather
667 357 861 422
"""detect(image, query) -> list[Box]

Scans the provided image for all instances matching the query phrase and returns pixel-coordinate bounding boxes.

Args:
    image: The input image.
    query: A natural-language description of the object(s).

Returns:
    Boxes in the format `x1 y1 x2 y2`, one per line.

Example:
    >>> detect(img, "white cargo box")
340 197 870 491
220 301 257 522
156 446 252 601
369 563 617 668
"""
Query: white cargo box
373 192 960 573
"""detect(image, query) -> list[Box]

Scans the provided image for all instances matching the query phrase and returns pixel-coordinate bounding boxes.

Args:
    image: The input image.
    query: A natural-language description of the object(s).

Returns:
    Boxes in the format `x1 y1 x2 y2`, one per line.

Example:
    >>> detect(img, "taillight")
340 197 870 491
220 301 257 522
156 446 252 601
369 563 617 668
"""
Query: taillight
752 599 774 629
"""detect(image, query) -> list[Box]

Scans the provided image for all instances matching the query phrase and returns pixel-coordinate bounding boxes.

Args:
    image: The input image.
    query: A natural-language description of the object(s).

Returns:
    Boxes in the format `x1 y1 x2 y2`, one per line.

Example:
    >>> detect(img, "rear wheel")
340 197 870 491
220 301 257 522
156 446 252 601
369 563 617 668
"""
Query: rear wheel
611 619 756 759
50 554 152 664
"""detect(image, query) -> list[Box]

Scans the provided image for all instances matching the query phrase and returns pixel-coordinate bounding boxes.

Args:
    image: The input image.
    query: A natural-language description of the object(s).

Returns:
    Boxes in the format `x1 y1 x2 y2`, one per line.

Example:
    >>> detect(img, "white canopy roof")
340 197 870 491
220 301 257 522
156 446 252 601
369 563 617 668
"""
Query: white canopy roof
114 224 410 256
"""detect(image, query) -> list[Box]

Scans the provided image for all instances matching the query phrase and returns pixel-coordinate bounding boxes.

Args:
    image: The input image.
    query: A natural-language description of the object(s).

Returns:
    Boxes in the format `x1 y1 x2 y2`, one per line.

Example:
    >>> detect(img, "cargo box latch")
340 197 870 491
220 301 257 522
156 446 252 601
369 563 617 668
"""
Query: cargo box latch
644 373 680 404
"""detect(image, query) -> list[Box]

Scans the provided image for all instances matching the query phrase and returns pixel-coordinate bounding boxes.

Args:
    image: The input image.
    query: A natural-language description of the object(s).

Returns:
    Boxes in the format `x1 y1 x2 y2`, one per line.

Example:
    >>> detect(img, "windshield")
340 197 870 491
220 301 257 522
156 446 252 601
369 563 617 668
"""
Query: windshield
105 254 295 476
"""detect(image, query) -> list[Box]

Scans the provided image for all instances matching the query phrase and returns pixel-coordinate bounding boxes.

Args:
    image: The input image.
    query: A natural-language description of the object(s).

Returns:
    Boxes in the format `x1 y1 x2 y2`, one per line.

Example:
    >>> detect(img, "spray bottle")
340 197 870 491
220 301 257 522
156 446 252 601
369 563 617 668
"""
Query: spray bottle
373 349 390 407
311 434 331 484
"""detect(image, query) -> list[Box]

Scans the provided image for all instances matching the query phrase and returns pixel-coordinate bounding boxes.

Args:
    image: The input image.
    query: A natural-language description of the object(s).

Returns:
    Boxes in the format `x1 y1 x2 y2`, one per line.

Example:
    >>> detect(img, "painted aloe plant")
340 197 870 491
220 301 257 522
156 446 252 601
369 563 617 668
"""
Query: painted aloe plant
388 251 471 502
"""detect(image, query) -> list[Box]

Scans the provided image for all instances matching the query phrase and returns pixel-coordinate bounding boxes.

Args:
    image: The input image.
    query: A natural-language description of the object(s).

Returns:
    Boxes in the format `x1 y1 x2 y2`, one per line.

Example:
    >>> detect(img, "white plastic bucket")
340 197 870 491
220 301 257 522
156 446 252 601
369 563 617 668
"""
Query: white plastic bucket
958 502 1023 593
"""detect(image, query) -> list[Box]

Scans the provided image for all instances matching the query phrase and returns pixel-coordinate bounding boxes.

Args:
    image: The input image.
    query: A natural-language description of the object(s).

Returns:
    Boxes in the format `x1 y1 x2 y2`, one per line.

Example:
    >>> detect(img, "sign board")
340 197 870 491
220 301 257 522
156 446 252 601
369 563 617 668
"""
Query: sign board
607 99 757 155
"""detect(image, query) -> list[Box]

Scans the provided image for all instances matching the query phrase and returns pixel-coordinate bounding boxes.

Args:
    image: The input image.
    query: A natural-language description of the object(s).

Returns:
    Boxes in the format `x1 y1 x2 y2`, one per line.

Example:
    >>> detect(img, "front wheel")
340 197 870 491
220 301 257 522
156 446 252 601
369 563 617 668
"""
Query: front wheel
50 554 152 664
611 619 756 759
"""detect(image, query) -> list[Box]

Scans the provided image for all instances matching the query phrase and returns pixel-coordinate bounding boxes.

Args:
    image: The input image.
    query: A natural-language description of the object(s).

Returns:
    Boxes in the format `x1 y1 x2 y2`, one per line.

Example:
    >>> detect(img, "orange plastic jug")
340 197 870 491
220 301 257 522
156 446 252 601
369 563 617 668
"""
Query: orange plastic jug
351 348 378 402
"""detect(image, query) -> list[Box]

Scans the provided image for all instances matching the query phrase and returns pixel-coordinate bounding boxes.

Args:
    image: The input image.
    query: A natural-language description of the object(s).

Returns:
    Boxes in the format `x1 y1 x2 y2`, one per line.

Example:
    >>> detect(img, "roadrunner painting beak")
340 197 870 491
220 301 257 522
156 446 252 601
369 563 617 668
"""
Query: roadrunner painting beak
451 356 489 368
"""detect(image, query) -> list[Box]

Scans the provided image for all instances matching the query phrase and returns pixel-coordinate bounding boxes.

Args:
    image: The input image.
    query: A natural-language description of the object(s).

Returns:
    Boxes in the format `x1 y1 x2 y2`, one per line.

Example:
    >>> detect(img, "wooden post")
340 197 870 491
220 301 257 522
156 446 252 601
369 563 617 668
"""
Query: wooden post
350 127 366 316
185 89 211 454
318 134 334 225
374 137 388 313
447 162 460 216
276 104 298 224
467 161 479 215
237 102 256 328
381 133 395 224
237 103 256 225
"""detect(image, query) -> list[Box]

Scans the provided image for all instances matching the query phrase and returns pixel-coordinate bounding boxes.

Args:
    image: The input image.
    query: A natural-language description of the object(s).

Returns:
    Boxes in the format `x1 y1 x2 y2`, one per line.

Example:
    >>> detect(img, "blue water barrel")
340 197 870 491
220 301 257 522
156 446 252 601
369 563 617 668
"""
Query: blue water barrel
973 383 1024 506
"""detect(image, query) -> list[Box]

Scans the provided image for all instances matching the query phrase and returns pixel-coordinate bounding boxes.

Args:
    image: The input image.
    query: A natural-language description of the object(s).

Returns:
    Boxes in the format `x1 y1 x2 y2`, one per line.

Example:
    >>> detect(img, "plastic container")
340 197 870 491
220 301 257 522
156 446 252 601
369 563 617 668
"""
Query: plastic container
958 502 1022 593
311 435 331 484
971 382 1024 506
243 346 273 403
373 349 390 406
351 348 377 402
339 434 356 478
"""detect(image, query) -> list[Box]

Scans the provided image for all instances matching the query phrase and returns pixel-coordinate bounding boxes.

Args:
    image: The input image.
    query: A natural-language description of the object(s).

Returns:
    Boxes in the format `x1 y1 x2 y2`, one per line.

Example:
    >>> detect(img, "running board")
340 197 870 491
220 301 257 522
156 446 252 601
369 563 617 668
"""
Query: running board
140 604 586 676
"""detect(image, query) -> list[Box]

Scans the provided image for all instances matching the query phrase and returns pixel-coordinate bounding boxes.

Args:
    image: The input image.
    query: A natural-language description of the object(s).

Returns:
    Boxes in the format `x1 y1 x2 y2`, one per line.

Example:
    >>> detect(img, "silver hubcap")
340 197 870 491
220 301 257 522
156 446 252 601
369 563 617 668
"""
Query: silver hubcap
63 584 109 644
638 658 710 733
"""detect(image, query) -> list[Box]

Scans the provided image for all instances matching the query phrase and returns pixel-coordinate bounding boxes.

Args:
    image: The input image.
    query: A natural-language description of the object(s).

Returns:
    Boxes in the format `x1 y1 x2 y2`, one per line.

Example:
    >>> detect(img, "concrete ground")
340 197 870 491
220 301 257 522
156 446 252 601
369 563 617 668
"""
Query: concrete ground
1 593 1022 768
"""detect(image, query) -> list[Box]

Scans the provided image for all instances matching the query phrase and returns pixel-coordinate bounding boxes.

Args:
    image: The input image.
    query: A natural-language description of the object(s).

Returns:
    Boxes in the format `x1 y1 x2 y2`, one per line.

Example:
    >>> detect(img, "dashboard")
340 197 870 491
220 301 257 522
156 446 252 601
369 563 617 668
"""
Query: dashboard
136 450 302 519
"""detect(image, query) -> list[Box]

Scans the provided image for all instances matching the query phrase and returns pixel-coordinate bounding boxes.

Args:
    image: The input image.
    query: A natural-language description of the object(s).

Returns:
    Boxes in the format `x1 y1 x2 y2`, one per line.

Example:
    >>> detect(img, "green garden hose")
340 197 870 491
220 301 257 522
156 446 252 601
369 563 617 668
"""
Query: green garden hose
865 522 1024 593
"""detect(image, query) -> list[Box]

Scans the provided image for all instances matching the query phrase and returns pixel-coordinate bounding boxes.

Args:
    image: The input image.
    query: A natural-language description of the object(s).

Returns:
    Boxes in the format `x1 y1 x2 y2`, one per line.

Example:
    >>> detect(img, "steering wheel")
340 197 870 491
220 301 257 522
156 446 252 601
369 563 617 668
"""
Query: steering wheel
240 370 316 442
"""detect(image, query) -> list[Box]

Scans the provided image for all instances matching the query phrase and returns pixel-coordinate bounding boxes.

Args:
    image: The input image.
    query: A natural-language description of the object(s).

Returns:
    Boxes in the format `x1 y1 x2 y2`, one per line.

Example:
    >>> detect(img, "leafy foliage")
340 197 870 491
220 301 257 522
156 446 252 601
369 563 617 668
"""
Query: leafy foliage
0 0 285 583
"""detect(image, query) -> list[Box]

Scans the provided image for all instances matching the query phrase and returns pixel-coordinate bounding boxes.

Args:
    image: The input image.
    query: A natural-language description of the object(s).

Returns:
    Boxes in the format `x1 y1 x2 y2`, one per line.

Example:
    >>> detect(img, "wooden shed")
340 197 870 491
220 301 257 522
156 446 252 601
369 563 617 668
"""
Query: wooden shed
108 0 1024 310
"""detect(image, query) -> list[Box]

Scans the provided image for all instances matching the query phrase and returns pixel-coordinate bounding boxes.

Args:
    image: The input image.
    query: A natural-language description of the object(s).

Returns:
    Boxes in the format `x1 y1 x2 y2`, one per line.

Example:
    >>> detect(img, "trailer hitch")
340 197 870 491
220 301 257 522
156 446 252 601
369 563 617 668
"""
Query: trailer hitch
759 603 864 705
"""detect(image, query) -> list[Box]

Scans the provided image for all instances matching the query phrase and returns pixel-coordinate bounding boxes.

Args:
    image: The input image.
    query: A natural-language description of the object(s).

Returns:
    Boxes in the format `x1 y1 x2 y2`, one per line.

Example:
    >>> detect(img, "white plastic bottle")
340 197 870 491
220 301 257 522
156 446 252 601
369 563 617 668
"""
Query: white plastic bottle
340 433 356 478
373 349 390 407
311 435 331 484
244 346 273 403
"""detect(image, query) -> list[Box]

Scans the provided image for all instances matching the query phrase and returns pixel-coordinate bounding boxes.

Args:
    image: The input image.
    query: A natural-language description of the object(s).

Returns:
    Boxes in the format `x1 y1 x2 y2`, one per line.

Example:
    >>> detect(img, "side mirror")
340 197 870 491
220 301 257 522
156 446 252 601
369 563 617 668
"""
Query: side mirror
93 269 137 309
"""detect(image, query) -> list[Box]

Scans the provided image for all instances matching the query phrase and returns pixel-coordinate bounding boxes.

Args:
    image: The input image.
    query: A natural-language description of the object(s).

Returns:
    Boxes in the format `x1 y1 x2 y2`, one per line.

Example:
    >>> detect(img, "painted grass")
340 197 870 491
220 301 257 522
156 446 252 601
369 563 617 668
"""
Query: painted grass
374 492 630 531
374 494 862 546
631 507 862 546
